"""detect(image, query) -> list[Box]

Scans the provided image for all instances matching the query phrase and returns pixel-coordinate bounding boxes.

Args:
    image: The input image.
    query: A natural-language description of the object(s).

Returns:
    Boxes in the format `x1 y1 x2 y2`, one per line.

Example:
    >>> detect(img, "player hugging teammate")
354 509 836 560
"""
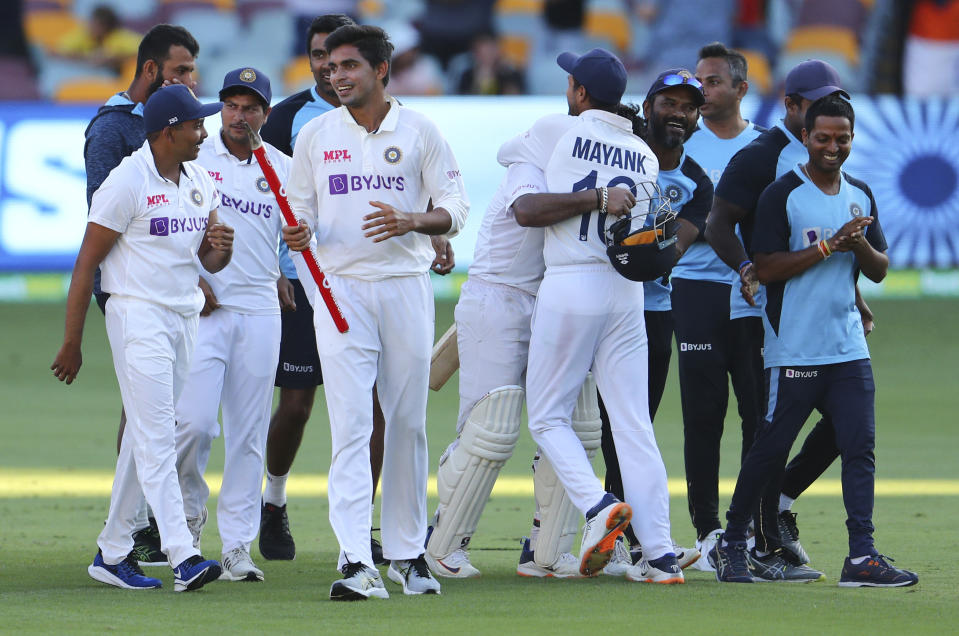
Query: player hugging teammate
56 18 917 596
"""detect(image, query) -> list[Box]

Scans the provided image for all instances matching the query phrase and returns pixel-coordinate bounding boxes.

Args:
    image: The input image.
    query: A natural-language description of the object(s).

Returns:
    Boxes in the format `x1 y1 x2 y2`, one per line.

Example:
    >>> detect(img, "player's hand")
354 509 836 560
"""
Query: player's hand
430 235 455 275
160 76 198 91
277 275 296 312
282 220 311 252
831 217 872 253
206 211 234 252
606 187 637 217
363 201 416 242
739 262 759 306
198 277 220 316
51 342 82 385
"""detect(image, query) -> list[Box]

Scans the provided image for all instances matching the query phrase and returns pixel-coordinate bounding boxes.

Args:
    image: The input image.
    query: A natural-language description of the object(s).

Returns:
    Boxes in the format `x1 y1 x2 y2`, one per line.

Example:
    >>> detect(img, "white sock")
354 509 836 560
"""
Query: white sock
779 494 795 513
263 471 288 506
849 555 871 564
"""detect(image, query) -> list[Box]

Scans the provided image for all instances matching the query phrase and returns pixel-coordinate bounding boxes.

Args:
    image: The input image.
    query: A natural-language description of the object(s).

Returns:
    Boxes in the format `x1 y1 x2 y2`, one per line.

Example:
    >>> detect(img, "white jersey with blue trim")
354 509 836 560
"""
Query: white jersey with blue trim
751 167 887 368
468 163 547 295
498 110 659 269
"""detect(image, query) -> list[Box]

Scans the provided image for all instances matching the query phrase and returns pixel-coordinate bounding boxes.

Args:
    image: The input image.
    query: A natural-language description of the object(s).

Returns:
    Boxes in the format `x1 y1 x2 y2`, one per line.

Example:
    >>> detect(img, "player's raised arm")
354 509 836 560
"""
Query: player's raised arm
52 222 120 384
198 208 234 273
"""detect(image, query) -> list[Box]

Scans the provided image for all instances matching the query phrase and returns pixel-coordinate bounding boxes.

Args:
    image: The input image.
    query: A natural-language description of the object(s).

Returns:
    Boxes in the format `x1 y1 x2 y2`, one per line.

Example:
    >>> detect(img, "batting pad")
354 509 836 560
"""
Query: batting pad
534 373 602 568
427 385 524 560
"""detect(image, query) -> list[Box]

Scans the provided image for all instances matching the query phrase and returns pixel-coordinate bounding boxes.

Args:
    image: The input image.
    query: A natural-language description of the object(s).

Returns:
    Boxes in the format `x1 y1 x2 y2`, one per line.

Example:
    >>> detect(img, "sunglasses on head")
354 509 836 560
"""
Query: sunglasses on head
662 74 703 90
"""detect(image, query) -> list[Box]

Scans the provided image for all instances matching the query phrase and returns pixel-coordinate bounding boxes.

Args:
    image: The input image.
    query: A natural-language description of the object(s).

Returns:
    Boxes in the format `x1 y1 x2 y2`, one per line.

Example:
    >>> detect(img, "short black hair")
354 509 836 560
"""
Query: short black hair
134 24 199 79
219 86 268 111
804 94 855 133
617 102 645 137
305 13 355 54
698 41 747 85
572 77 618 113
325 24 394 87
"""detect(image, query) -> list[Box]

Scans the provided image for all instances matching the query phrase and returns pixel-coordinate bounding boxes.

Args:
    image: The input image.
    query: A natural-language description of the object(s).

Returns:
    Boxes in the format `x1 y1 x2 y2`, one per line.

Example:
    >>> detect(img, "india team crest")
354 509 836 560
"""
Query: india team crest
256 176 270 193
384 146 402 164
850 203 863 217
664 184 682 202
239 68 257 82
190 188 203 206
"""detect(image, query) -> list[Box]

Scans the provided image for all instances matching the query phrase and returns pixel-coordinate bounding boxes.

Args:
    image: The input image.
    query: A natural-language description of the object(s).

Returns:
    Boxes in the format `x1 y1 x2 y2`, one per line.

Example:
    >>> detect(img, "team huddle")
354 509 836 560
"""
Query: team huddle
50 13 918 600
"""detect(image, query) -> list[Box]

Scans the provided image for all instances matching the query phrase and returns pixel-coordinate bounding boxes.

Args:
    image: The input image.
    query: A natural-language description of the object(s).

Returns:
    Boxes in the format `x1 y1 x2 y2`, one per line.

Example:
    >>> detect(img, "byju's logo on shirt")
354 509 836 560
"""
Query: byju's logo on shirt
680 342 712 352
785 368 818 378
146 194 170 210
149 217 208 236
328 173 406 195
324 149 352 163
802 227 836 247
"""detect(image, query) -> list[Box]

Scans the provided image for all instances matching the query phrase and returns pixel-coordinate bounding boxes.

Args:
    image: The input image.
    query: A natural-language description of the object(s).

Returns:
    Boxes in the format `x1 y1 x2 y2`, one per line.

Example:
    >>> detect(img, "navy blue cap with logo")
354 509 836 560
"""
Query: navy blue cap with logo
219 67 272 106
784 60 850 101
556 48 628 104
646 68 705 107
144 84 222 134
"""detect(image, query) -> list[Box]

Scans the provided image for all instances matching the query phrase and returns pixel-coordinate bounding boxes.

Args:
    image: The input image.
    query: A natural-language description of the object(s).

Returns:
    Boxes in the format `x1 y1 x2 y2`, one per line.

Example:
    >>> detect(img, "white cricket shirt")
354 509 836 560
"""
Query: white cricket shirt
497 110 659 269
468 162 547 296
195 131 290 315
286 96 469 280
89 140 220 315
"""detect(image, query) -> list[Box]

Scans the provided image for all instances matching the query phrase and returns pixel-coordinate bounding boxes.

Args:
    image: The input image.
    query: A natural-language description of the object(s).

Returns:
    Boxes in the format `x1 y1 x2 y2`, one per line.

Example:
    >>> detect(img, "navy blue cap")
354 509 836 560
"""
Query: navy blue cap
646 68 705 106
557 48 627 104
144 84 222 133
219 67 272 105
784 60 850 101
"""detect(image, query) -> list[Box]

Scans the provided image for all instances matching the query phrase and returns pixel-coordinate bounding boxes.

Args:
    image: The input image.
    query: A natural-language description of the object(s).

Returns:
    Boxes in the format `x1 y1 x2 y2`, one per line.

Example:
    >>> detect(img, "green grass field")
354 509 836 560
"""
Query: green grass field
1 298 957 634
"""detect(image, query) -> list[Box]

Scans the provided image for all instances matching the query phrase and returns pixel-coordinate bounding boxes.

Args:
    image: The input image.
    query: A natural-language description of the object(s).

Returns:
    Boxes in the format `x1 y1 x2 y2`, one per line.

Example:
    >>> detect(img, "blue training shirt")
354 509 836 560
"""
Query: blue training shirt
751 167 887 368
260 86 335 279
644 151 713 311
712 120 808 317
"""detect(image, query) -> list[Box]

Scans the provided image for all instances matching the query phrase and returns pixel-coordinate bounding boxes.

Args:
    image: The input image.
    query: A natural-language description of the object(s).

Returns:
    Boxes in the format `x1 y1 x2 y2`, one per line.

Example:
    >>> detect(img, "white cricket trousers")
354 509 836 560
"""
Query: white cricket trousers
453 278 535 434
526 265 673 560
314 273 434 569
175 310 281 553
97 296 200 567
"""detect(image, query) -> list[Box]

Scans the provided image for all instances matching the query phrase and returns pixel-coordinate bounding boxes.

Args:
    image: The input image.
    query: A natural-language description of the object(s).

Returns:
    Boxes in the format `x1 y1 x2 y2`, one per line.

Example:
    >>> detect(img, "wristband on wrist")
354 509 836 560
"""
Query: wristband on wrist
738 259 752 274
818 239 831 260
599 186 608 215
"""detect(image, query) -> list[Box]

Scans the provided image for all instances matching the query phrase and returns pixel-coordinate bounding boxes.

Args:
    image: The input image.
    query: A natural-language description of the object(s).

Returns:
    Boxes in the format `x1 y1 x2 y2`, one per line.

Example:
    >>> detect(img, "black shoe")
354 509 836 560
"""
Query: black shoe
131 517 165 566
371 530 387 566
778 511 810 565
839 554 918 587
259 502 295 560
714 541 755 583
747 549 824 582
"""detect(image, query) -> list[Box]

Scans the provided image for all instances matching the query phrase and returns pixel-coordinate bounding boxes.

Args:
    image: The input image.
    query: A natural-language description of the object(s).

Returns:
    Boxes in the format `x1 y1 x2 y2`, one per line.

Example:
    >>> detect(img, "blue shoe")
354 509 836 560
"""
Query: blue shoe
838 555 918 588
714 541 755 583
173 555 222 592
88 550 162 589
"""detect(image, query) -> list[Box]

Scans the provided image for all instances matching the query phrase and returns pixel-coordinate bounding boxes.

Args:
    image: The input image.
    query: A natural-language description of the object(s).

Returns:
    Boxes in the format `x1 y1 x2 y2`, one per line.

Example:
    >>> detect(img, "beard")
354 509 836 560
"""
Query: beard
146 72 166 100
650 119 686 150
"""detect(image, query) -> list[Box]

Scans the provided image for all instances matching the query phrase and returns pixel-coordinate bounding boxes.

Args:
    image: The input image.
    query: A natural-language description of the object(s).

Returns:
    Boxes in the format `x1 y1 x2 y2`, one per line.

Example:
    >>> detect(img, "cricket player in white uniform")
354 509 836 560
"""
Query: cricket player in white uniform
282 24 469 600
425 161 638 580
174 67 287 583
52 84 231 592
497 49 681 582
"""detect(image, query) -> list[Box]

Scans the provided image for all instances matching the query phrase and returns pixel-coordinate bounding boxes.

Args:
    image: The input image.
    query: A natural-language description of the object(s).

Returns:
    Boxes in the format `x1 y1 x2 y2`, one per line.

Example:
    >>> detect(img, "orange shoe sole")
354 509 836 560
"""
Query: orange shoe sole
579 502 632 577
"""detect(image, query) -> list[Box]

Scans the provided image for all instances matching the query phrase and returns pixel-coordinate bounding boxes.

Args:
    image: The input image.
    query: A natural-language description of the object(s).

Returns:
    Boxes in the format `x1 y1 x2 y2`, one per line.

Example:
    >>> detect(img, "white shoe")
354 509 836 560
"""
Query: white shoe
602 536 632 577
186 507 208 551
626 553 685 584
425 548 481 578
673 542 701 570
387 557 441 595
219 547 264 582
692 528 723 572
516 538 581 578
330 562 389 601
579 496 631 577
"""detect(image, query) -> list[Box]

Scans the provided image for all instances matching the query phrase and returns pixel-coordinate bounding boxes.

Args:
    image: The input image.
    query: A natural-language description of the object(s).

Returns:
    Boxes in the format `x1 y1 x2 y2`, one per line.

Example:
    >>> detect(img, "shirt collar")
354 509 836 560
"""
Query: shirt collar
777 119 804 147
213 129 253 164
338 95 400 133
580 108 633 132
140 139 190 184
104 91 144 116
